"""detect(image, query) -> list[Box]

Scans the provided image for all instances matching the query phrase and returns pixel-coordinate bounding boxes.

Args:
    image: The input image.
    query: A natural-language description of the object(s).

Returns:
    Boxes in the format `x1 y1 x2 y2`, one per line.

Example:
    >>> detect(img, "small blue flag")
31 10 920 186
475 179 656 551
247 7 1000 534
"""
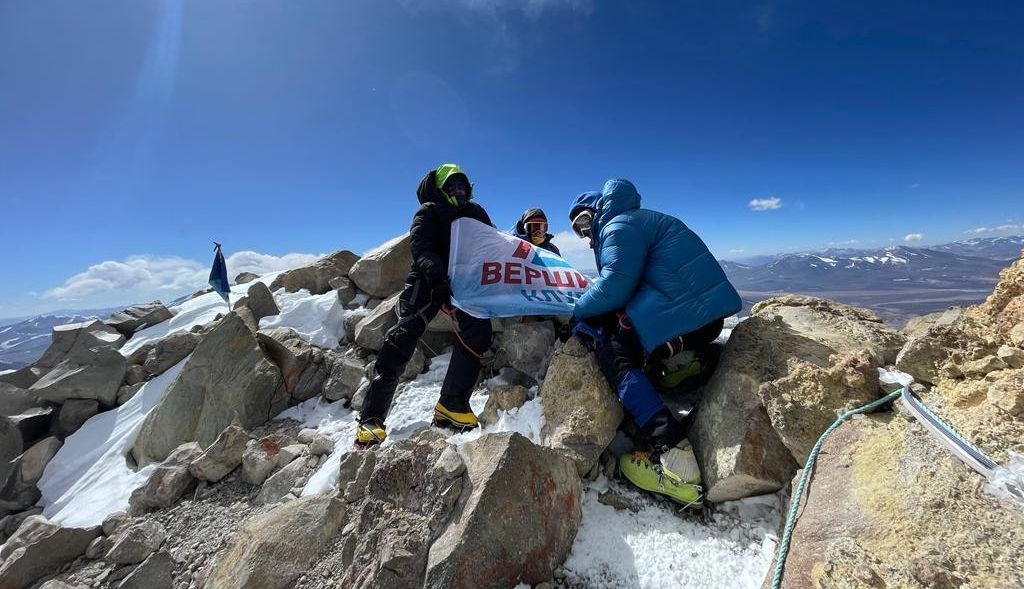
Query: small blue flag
209 242 230 303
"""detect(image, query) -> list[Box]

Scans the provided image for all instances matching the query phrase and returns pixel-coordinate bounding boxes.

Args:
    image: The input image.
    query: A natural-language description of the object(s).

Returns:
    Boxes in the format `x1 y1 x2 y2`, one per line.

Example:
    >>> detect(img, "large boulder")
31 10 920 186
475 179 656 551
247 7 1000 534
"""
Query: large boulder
29 346 126 406
479 385 530 426
0 416 22 488
895 323 997 385
131 312 282 465
322 354 365 402
117 550 174 589
35 319 125 372
348 233 413 298
241 281 279 322
777 414 1024 588
330 276 357 307
269 250 359 295
254 457 306 505
0 515 100 589
128 330 200 379
234 272 259 284
693 296 907 502
750 295 906 364
105 302 173 338
189 425 253 483
205 494 347 589
539 338 623 477
128 442 202 514
52 399 99 438
424 432 582 589
967 252 1024 344
902 306 965 338
0 436 62 511
353 294 400 351
497 320 556 380
0 382 46 418
333 429 467 588
257 328 329 402
759 350 881 465
104 520 167 565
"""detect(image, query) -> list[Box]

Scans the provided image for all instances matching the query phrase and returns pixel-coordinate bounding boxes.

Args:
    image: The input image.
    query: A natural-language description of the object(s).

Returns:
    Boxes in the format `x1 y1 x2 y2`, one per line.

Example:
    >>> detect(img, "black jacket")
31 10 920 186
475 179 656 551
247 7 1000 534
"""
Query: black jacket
409 171 493 288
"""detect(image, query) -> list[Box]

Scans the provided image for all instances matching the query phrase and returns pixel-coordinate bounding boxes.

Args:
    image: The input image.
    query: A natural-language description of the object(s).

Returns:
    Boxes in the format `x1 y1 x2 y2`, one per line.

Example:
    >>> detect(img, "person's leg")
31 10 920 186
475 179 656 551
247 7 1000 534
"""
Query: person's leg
594 326 682 448
359 279 437 424
681 318 724 350
435 309 492 428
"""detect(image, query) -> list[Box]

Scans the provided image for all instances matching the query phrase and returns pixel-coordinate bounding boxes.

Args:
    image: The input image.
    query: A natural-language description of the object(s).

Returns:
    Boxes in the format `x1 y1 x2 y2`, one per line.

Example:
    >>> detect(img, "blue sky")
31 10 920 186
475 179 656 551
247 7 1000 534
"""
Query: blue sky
1 0 1021 317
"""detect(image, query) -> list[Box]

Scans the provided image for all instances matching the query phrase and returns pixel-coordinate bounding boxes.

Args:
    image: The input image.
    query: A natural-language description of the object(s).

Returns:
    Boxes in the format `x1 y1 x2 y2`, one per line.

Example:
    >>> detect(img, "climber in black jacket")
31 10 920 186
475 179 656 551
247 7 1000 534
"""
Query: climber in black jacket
355 163 494 447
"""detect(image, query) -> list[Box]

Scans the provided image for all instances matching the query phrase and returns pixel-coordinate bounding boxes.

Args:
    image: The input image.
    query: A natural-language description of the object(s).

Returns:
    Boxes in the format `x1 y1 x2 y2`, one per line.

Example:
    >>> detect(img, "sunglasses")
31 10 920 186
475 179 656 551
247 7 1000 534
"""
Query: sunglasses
571 210 594 238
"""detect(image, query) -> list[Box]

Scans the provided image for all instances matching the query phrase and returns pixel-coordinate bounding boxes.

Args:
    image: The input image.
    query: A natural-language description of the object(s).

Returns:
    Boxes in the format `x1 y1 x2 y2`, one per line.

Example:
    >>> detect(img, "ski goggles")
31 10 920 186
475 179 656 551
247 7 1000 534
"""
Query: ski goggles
571 210 594 238
524 218 548 236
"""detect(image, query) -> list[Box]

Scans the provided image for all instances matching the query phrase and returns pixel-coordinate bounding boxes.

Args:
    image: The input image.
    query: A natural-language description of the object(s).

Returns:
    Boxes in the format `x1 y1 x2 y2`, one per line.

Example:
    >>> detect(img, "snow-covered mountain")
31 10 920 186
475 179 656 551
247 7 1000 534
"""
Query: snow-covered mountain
928 235 1024 260
722 246 1008 292
0 308 119 371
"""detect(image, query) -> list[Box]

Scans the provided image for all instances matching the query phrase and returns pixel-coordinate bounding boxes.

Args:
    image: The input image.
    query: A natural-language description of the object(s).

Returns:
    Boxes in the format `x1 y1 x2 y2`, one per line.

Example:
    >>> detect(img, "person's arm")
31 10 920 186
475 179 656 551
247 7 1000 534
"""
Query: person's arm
572 221 645 320
473 204 495 228
409 205 445 286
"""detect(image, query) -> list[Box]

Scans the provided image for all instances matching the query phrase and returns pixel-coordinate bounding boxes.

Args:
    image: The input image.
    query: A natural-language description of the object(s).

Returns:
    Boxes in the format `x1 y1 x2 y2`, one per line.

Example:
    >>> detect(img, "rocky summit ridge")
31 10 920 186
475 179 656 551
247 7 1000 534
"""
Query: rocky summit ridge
0 236 1021 589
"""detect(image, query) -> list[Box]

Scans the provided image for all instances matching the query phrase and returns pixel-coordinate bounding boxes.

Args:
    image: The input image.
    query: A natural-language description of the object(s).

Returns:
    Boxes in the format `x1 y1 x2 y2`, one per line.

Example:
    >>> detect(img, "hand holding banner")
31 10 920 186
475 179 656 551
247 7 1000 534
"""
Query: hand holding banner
447 218 590 318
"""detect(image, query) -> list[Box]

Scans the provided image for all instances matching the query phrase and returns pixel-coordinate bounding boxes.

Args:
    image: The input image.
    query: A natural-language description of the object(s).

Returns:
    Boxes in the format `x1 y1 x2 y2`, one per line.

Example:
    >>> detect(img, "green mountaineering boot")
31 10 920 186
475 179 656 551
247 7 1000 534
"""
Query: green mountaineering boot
619 440 703 508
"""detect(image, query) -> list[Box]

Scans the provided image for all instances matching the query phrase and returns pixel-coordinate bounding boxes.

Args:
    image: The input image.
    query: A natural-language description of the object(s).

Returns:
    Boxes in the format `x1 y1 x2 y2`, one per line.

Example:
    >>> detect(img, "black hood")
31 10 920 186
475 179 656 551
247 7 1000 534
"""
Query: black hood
514 208 548 236
416 171 446 205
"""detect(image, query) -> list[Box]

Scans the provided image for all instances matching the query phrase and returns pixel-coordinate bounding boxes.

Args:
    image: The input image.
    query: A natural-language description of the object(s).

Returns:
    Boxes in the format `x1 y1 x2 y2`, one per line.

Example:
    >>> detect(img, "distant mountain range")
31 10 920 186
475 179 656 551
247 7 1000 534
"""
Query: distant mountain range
0 308 119 372
1 236 1020 372
721 235 1023 325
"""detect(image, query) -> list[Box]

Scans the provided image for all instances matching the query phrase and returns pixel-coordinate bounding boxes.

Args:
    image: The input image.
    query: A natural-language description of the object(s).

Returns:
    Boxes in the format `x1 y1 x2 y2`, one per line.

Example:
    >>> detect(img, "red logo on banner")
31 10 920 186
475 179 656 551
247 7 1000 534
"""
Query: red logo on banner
511 240 532 260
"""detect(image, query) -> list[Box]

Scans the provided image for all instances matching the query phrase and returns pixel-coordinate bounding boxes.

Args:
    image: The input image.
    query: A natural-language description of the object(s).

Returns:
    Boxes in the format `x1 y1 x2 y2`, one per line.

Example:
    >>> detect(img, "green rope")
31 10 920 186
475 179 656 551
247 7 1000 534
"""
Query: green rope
769 388 904 589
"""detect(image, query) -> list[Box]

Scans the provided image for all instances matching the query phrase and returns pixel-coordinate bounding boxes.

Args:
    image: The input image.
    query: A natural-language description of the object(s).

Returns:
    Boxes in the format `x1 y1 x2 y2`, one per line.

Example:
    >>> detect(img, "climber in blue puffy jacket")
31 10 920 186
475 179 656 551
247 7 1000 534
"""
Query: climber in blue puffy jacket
567 179 741 506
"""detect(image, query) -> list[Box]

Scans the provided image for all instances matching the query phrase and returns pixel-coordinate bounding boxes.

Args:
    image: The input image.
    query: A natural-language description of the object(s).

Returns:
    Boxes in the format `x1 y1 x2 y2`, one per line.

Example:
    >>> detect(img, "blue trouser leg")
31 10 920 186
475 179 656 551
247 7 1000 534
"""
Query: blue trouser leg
593 324 669 428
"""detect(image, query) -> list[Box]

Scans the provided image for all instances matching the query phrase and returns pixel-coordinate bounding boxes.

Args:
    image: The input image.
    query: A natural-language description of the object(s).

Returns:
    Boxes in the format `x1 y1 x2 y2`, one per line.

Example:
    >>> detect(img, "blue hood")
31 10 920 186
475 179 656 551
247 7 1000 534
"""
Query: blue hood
569 191 601 222
596 179 642 227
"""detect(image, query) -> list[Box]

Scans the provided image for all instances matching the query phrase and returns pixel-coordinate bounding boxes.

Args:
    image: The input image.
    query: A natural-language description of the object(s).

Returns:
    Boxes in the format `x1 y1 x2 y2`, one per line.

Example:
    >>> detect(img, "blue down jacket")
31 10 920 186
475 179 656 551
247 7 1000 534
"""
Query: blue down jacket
572 179 742 352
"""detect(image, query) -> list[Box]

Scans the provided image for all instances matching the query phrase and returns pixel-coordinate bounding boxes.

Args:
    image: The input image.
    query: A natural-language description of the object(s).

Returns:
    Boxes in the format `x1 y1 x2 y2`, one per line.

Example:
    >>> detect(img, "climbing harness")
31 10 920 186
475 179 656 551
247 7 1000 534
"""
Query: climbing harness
440 304 491 365
769 384 1006 589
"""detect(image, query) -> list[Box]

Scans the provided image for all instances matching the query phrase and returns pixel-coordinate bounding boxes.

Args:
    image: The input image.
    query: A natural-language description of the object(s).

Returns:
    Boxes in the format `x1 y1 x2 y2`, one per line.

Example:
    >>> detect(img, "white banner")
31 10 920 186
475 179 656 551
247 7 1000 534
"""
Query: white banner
448 218 590 318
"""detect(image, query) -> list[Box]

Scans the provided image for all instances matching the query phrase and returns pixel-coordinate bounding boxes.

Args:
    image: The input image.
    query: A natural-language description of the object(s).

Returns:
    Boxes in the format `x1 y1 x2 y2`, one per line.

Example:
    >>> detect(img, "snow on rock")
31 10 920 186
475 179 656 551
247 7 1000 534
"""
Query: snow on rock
258 289 347 349
37 357 189 527
119 273 281 357
278 351 547 497
563 477 781 589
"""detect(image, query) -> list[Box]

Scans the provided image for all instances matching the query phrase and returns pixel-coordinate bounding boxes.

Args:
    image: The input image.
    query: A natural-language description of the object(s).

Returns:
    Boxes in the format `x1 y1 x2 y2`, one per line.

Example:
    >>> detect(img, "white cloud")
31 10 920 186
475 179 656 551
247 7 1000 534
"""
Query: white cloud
45 251 319 302
748 197 782 211
904 233 924 242
551 230 597 272
827 239 859 246
965 224 1020 234
728 249 745 254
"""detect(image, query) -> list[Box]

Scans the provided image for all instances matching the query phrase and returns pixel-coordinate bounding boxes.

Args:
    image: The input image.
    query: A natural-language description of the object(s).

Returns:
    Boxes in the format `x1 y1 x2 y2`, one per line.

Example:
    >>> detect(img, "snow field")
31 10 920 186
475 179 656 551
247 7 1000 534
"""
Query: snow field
37 357 189 528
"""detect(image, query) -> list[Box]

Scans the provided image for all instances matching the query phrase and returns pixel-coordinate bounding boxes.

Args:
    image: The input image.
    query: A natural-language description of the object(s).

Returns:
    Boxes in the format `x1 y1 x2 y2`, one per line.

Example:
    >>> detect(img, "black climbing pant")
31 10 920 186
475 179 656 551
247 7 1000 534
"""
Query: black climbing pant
359 278 492 423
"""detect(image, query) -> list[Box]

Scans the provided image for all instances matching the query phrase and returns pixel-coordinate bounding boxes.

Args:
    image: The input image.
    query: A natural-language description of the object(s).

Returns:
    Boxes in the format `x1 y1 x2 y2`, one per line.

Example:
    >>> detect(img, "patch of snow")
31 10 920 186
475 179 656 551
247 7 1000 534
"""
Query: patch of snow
563 477 781 589
258 289 348 348
37 357 190 528
0 369 14 376
351 293 370 307
118 273 283 356
815 256 838 266
283 350 548 496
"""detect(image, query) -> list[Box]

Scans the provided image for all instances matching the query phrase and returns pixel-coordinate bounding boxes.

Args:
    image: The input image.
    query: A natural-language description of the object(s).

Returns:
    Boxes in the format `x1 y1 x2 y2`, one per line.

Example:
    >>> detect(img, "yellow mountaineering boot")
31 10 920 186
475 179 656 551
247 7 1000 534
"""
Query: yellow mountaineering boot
619 440 703 508
354 419 386 448
433 401 479 432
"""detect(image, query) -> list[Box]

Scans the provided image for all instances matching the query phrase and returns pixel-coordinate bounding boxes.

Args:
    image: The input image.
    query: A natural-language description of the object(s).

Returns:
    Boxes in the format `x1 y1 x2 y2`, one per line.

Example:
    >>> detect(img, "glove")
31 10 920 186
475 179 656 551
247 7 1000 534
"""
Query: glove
572 320 604 350
556 321 574 343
